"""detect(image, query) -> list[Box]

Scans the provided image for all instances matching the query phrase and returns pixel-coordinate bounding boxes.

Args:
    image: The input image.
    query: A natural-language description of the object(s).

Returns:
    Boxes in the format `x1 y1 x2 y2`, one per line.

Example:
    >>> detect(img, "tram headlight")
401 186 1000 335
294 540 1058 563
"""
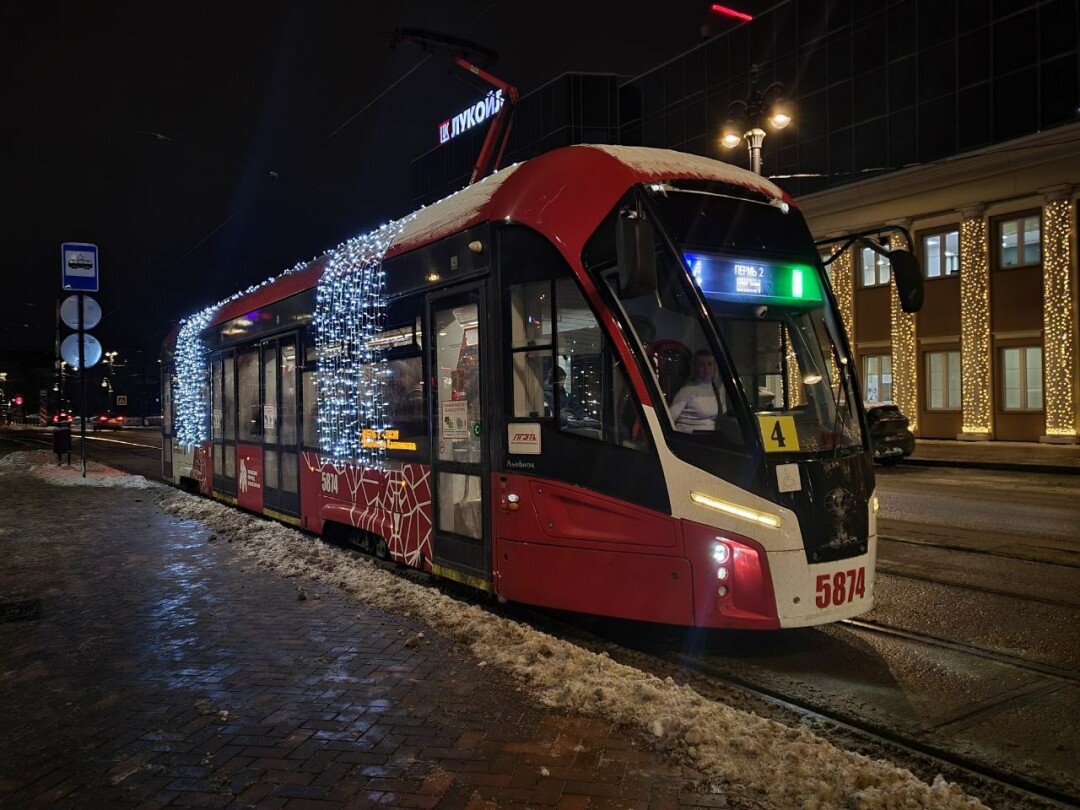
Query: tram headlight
716 566 729 581
711 541 731 565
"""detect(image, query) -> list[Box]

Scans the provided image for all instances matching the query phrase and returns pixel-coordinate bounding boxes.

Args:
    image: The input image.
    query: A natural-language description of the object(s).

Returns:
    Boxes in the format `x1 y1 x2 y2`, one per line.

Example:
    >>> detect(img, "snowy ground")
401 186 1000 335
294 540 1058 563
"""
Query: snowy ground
2 449 986 809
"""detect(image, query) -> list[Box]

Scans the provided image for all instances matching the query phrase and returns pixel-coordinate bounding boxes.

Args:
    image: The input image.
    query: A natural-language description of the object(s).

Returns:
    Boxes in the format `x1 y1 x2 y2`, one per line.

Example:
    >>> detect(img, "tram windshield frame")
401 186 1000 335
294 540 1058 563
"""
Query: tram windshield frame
606 181 865 464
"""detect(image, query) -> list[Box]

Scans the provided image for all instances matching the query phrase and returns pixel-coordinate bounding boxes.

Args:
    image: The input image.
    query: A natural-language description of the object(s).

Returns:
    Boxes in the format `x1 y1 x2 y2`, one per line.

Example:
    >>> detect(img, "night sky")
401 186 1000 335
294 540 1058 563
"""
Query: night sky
3 1 774 366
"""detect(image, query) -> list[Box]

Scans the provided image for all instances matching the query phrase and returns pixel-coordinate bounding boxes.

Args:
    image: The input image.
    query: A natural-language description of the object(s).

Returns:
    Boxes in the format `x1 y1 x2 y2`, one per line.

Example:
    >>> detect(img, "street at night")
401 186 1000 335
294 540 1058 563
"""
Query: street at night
3 1 1080 808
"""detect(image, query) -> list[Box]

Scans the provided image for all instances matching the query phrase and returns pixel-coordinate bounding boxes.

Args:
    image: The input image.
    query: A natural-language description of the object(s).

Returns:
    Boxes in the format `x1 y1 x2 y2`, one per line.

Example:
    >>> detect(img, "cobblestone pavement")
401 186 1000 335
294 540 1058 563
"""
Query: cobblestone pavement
0 466 731 809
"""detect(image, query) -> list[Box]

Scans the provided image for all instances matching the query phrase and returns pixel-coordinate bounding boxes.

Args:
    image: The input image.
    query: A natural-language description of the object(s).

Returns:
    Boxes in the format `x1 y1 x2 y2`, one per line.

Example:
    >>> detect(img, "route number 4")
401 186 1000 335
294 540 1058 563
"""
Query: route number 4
815 568 866 608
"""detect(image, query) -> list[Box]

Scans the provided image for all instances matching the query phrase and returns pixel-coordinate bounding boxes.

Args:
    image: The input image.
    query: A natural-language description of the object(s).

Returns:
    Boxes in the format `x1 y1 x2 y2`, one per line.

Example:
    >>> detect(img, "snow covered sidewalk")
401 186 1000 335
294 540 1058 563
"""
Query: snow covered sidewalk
1 449 985 808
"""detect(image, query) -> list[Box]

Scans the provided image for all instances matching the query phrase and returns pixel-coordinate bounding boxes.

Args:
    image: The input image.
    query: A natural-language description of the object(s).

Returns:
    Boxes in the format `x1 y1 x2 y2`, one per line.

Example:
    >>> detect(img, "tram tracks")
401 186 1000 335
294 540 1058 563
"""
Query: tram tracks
839 617 1080 686
533 611 1079 810
876 562 1080 610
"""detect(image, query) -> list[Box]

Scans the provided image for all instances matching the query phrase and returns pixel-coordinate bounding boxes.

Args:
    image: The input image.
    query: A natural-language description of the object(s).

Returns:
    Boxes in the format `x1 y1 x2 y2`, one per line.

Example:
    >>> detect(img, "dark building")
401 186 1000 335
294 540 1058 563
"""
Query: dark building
412 0 1080 443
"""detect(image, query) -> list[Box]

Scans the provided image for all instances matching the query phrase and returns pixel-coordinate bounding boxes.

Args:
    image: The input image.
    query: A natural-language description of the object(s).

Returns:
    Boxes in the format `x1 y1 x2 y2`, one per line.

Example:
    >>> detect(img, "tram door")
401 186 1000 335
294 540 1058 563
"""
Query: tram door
211 350 237 497
428 284 491 587
261 335 300 516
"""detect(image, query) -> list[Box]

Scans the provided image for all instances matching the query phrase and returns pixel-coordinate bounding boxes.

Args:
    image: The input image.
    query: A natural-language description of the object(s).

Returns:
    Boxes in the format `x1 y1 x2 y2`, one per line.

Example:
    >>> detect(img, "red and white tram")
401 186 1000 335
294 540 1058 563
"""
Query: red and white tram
162 144 921 629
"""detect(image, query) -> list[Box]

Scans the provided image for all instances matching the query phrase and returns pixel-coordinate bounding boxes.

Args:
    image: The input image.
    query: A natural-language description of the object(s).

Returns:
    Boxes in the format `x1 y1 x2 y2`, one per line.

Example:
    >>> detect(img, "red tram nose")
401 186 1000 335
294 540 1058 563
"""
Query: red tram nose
683 520 778 629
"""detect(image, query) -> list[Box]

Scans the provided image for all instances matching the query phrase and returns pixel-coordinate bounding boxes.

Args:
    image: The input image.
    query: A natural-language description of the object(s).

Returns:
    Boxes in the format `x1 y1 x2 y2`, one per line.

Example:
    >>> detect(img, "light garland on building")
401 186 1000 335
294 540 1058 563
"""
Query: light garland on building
890 278 918 434
829 248 854 341
1042 196 1077 437
959 214 991 435
314 217 414 467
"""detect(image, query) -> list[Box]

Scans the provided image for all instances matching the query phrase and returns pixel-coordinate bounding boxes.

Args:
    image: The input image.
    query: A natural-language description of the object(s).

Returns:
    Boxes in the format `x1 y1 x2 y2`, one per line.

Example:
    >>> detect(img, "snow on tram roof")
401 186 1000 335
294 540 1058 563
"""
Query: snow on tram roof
194 146 790 332
386 144 789 256
583 144 787 200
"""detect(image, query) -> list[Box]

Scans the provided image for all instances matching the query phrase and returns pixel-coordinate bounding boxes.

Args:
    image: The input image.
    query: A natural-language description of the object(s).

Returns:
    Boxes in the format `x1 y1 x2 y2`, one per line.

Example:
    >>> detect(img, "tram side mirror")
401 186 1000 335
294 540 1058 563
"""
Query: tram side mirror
617 213 657 298
888 249 924 313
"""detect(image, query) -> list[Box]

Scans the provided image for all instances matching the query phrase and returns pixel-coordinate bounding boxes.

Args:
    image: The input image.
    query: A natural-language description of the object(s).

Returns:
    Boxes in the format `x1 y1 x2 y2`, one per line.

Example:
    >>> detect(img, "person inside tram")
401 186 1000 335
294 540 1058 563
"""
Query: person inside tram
543 366 583 425
669 349 727 433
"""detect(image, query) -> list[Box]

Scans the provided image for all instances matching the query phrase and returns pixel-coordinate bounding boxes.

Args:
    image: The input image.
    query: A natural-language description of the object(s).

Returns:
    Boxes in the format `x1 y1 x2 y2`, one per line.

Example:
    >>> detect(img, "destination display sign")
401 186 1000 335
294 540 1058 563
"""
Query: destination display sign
684 253 822 304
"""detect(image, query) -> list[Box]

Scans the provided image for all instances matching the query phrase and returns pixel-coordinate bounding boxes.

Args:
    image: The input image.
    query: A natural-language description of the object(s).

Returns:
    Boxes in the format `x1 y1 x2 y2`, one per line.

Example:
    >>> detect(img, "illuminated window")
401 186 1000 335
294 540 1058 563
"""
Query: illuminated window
925 351 961 410
921 229 960 278
1000 346 1043 410
861 354 892 402
998 215 1041 268
859 247 891 288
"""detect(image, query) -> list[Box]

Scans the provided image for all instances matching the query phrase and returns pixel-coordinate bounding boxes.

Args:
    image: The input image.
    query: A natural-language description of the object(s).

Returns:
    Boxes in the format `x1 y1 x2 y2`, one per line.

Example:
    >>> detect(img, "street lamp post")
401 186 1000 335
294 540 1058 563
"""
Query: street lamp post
721 64 792 176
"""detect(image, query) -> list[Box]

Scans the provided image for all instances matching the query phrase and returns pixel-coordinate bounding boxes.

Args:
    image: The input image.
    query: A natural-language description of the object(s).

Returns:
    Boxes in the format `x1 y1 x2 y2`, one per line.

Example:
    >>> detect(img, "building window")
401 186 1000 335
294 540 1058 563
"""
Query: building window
862 354 892 402
859 247 890 288
922 229 959 278
925 351 961 410
998 215 1041 268
1001 346 1043 410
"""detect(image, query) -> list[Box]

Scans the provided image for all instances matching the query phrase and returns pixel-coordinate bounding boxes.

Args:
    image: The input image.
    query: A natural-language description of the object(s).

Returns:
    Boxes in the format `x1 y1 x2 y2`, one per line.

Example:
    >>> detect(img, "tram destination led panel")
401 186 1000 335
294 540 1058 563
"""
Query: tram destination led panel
684 253 822 304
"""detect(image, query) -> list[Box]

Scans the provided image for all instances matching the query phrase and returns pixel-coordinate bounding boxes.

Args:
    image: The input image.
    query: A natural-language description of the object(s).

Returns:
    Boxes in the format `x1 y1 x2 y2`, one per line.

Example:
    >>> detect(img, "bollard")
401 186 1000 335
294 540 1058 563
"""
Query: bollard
53 424 72 466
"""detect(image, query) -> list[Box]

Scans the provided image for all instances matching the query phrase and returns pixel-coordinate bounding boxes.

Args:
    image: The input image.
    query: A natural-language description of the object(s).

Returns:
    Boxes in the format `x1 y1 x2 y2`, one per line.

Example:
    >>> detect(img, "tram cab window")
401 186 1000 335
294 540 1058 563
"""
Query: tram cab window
508 278 647 450
607 254 745 449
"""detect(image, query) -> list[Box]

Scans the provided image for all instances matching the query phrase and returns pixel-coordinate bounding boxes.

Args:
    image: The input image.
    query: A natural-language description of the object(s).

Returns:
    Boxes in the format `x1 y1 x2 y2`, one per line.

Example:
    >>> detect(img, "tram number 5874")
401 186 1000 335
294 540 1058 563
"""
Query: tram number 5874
815 568 867 608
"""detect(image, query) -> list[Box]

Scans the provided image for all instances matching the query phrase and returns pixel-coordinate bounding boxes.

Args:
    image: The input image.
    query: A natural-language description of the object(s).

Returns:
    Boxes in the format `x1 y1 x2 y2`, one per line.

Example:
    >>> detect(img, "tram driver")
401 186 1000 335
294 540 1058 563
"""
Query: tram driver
669 350 727 433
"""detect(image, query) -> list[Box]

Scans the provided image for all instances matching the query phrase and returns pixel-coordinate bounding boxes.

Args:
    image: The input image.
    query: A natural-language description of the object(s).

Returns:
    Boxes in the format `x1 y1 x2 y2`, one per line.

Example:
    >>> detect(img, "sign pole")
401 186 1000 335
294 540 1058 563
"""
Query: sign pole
78 293 87 477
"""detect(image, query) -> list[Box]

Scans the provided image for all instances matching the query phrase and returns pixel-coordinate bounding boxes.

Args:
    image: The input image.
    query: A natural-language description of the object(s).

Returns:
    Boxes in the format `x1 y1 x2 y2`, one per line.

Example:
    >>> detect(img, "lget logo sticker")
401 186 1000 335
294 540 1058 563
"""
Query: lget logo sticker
508 423 541 455
757 414 800 453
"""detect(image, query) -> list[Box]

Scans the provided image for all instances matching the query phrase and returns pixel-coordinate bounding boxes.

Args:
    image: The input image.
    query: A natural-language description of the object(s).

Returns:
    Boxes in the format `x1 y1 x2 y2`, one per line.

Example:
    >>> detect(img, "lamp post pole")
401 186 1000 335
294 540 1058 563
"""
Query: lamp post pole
721 64 792 176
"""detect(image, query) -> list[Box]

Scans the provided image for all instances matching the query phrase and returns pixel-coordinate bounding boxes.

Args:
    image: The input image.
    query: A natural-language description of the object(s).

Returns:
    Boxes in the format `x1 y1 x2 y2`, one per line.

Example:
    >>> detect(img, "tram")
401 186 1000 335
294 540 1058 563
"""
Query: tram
162 144 922 630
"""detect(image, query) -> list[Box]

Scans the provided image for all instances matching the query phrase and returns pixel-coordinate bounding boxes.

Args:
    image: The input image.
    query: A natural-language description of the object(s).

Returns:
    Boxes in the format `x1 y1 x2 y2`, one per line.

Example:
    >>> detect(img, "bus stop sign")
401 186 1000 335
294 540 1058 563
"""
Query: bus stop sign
61 243 99 292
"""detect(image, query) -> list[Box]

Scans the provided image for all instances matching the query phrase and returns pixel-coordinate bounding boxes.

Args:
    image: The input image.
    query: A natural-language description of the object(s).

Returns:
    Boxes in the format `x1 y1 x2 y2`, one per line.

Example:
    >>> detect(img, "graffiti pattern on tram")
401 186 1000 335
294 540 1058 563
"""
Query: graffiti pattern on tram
303 451 432 568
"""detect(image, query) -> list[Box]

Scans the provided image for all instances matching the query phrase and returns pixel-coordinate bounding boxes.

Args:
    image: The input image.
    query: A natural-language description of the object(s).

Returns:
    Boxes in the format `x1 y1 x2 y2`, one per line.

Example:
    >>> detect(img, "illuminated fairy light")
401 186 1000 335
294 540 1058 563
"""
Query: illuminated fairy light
174 307 216 447
174 258 311 448
890 281 918 434
959 214 992 435
1042 197 1077 438
830 248 854 342
314 217 414 467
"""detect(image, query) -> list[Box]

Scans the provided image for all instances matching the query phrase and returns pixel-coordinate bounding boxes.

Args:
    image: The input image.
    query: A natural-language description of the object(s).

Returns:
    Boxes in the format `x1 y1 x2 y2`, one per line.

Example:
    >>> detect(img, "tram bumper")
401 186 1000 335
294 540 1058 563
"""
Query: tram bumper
684 520 877 629
771 537 878 628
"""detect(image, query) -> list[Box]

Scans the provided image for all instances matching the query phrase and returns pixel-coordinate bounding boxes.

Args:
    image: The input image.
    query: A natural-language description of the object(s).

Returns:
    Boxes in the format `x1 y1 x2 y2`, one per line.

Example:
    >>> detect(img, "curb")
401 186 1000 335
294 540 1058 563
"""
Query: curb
902 457 1080 475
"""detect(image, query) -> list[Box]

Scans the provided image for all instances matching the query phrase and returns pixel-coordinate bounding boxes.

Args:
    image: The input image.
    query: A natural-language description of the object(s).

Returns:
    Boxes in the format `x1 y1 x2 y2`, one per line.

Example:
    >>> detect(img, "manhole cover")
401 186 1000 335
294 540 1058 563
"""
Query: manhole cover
0 600 42 623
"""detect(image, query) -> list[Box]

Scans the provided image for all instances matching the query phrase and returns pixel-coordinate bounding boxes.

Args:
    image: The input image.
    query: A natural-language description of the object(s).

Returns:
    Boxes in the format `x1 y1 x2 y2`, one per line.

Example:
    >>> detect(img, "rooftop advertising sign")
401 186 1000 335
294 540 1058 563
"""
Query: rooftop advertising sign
438 89 505 145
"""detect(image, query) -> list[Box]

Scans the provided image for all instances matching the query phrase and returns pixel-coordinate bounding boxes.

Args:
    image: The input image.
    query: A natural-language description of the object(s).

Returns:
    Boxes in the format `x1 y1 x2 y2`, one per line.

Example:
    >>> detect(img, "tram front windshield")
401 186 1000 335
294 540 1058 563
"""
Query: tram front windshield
617 185 863 456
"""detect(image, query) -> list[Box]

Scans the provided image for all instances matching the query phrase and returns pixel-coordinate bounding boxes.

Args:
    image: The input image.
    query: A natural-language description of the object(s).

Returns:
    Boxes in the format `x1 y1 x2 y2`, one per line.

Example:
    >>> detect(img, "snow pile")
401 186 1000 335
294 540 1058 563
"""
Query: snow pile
0 450 156 489
160 489 985 809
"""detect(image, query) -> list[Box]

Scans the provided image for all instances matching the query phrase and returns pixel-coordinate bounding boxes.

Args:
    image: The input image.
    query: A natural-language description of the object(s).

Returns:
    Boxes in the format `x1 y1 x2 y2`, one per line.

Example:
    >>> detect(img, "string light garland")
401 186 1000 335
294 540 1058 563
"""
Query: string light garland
959 213 992 436
314 217 414 467
174 307 216 447
829 248 854 342
173 258 312 448
1042 196 1077 438
890 275 918 434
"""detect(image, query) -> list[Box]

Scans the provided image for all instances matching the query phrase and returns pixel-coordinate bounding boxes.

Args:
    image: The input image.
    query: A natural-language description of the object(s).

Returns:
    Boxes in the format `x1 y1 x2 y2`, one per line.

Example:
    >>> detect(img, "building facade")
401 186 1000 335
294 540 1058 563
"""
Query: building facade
413 0 1080 442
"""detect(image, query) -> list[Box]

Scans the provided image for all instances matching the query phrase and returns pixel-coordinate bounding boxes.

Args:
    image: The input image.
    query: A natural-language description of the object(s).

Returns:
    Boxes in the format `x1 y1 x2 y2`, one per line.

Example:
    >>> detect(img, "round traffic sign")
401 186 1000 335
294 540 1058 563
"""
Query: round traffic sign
60 333 102 369
60 295 102 330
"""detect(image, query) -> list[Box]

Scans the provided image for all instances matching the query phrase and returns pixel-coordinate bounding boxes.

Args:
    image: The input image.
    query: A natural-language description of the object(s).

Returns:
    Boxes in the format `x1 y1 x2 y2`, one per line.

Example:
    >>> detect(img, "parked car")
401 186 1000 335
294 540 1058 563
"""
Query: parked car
864 401 915 465
93 411 125 430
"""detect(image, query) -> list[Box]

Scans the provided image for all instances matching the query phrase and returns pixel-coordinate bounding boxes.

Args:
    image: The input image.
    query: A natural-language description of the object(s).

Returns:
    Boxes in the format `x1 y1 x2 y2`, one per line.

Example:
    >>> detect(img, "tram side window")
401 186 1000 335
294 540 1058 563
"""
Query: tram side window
383 354 426 456
508 278 647 450
302 342 318 449
237 349 261 441
509 281 551 418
